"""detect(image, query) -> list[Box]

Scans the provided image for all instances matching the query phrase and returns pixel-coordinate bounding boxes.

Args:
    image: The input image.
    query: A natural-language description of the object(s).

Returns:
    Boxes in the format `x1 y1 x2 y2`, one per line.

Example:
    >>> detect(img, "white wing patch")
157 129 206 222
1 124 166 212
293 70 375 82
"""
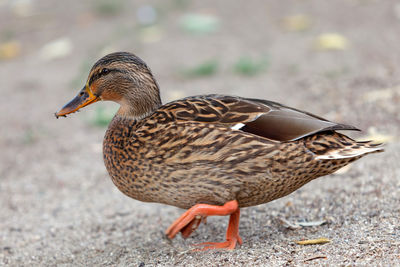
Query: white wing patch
231 123 245 130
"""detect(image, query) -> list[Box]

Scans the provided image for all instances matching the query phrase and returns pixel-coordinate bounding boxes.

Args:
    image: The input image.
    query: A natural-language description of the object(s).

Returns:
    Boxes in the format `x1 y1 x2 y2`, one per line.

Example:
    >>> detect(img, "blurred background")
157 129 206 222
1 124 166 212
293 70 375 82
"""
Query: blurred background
0 0 399 265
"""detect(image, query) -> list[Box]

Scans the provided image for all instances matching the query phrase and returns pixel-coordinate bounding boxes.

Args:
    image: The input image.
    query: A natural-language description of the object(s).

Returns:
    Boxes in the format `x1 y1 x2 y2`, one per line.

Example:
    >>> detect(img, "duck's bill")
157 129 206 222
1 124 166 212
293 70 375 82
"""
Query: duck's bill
55 86 100 118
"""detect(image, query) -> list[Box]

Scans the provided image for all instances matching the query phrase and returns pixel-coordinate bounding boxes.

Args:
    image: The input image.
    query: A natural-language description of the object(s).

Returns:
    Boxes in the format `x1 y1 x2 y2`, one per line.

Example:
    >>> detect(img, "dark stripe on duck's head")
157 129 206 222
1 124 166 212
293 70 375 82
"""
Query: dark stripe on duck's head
88 68 125 86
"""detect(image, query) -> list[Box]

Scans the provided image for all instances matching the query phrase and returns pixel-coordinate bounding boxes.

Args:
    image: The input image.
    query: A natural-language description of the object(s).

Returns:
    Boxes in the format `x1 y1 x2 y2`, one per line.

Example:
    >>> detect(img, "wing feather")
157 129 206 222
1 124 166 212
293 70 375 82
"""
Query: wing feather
161 94 359 142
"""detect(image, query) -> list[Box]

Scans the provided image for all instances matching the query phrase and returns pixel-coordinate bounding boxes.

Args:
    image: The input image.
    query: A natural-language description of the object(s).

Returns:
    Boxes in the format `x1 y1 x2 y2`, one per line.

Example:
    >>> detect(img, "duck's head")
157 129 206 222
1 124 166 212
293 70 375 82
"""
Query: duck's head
55 52 161 119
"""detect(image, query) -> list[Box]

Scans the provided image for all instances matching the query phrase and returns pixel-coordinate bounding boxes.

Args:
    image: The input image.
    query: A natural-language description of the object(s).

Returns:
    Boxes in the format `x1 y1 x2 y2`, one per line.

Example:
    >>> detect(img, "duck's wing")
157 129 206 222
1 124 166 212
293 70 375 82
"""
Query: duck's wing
161 94 359 142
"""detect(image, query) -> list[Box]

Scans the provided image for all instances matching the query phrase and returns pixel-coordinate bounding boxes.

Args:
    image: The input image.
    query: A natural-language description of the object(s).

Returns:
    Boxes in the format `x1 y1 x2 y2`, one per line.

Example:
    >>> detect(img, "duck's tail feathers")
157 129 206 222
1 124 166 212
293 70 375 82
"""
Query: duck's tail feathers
315 141 384 160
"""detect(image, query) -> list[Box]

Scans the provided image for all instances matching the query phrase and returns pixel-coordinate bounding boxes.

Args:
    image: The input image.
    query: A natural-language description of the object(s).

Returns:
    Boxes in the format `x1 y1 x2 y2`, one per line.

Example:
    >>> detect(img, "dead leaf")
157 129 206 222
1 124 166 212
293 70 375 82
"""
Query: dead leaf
282 14 312 32
279 218 326 229
40 37 73 61
296 238 331 245
0 41 21 60
315 33 349 50
304 255 327 262
285 201 293 207
297 220 327 227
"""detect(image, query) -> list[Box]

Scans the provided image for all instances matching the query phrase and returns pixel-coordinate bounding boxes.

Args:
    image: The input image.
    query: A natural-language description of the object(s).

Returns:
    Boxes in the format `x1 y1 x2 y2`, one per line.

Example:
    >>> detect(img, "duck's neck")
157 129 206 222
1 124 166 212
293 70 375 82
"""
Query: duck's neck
117 83 162 120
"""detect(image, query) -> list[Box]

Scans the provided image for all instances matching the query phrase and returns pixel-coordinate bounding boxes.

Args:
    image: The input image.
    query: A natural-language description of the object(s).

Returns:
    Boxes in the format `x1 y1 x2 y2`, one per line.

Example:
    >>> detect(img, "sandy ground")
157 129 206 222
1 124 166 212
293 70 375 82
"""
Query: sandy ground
1 0 399 266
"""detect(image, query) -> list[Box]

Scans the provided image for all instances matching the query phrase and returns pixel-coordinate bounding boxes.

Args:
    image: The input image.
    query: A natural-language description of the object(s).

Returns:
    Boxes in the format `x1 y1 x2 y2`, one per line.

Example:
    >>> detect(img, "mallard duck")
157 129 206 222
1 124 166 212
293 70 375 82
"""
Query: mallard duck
55 52 383 250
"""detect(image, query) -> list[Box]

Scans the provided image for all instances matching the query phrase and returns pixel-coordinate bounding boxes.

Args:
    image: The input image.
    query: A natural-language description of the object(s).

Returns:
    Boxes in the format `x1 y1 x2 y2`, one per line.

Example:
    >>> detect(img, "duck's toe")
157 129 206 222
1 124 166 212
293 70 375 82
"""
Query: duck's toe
192 237 242 251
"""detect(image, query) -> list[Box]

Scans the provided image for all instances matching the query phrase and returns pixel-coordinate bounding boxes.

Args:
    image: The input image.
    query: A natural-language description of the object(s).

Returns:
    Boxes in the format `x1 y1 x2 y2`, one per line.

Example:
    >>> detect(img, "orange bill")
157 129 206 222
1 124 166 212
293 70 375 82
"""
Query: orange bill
55 86 100 118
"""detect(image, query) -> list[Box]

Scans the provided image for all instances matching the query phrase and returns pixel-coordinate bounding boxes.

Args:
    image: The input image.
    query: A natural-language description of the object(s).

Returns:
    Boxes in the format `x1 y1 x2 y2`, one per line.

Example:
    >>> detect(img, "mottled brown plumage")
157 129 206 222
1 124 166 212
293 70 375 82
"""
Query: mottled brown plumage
56 52 383 250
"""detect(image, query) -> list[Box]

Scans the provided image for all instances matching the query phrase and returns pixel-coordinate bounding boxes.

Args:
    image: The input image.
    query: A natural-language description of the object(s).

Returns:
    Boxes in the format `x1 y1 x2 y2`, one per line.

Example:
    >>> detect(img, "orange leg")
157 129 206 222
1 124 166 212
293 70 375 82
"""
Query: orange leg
165 200 242 250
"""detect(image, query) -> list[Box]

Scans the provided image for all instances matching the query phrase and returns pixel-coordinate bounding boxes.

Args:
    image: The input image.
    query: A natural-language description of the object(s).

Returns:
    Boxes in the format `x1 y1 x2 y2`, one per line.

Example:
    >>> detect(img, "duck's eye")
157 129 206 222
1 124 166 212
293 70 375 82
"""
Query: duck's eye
100 68 109 75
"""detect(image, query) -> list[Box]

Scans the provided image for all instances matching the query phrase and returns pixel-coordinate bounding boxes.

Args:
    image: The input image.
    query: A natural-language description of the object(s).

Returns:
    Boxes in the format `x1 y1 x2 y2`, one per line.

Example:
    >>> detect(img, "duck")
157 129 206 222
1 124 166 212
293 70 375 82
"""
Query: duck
55 52 383 250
